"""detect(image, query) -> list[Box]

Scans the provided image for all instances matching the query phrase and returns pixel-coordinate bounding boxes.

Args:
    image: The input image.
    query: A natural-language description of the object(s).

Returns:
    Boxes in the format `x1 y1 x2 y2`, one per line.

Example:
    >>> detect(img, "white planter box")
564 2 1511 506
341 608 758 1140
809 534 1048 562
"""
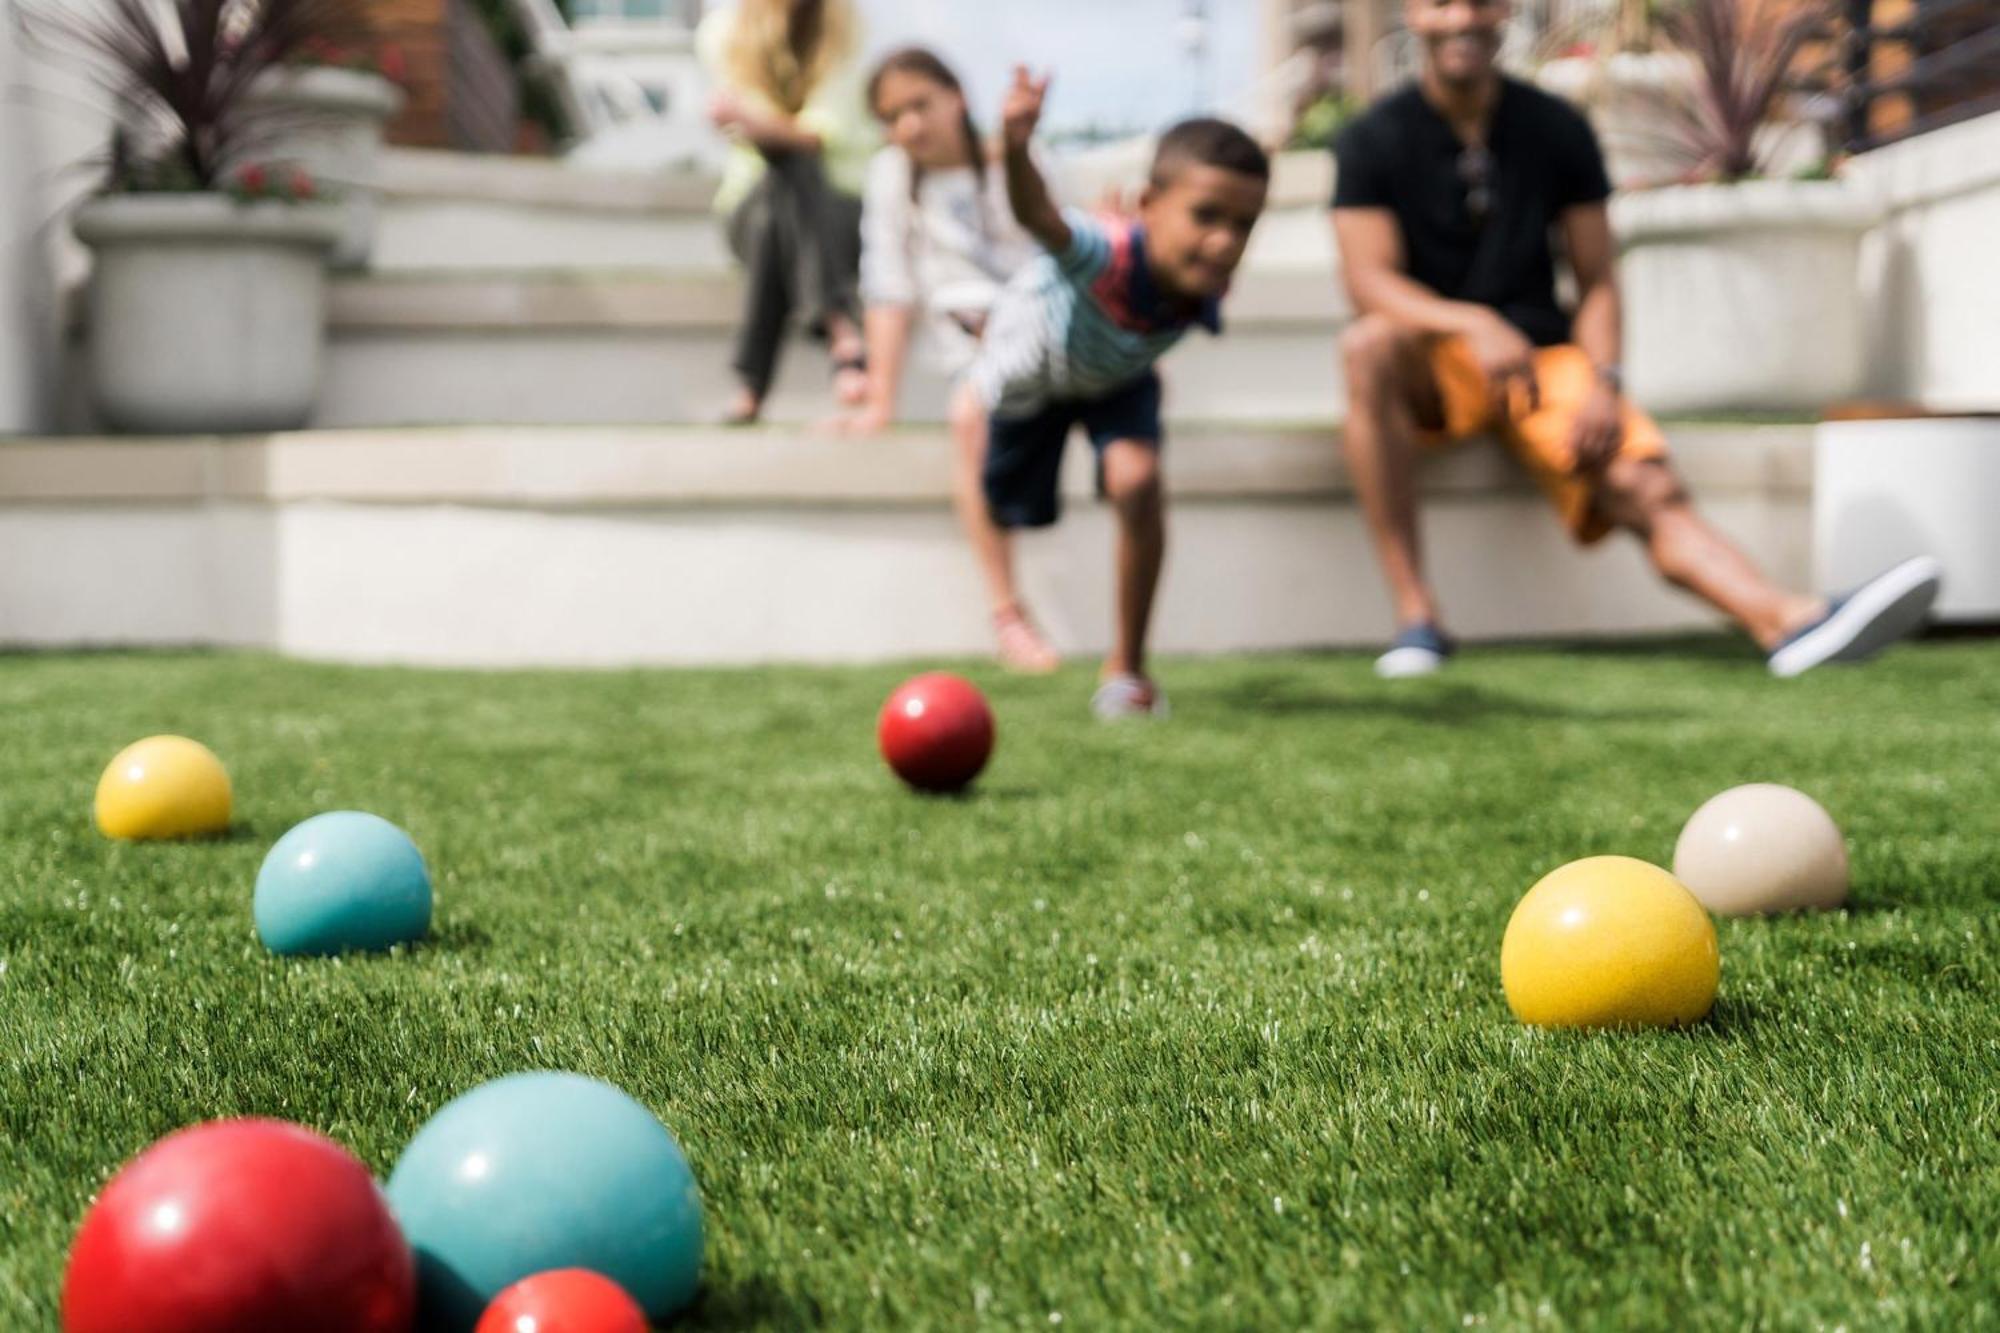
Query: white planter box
74 194 342 433
1815 417 2000 621
247 67 403 269
1613 181 1879 415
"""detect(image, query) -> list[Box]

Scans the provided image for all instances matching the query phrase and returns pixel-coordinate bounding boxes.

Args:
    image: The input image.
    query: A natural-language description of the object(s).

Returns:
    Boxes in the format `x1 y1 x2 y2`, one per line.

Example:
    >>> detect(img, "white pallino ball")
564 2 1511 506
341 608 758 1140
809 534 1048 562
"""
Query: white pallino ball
1672 783 1849 915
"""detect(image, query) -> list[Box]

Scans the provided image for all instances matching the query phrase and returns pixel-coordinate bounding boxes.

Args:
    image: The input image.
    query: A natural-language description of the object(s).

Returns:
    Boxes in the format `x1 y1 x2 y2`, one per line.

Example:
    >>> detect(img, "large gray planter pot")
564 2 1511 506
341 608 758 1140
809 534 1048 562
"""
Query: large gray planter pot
246 66 403 269
1611 180 1880 415
73 194 342 433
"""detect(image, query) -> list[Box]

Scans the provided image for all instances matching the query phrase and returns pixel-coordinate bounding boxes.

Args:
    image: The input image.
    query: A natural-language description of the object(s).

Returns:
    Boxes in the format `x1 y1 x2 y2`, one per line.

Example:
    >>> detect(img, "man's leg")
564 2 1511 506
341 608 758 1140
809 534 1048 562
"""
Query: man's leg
1340 314 1442 630
1101 438 1165 684
1595 457 1823 650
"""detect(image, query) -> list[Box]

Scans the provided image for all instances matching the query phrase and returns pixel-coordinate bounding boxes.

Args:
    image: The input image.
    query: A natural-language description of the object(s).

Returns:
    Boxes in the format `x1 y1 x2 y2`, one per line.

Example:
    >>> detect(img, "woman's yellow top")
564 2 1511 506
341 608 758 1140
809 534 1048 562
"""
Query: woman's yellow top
695 6 877 215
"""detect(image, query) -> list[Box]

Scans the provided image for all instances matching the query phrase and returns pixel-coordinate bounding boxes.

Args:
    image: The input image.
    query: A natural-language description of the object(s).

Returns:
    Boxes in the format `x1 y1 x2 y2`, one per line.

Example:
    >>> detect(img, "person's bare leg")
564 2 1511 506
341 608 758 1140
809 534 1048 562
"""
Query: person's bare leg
1101 439 1165 681
1597 457 1824 650
948 388 1025 613
1340 315 1441 628
949 389 1059 671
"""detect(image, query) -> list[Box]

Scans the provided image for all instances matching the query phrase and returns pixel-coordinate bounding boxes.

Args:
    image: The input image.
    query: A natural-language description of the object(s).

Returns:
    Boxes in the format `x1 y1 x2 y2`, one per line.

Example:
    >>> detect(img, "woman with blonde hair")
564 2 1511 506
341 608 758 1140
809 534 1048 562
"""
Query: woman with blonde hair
697 0 874 424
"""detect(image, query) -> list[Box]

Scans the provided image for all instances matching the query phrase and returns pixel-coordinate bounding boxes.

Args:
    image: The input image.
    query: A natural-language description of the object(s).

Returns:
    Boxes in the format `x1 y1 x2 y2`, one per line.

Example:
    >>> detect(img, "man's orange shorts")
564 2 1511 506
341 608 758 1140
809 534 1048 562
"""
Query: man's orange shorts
1421 335 1668 544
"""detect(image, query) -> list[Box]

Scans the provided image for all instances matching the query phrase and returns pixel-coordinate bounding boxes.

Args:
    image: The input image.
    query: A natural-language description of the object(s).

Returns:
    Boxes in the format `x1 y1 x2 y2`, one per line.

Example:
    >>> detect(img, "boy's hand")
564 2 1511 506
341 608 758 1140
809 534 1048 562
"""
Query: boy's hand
1002 66 1050 151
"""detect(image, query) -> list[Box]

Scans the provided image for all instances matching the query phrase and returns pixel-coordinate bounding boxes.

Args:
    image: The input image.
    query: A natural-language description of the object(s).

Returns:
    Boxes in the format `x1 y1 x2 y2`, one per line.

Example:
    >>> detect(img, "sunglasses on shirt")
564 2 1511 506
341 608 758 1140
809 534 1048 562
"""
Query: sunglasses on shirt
1457 144 1495 223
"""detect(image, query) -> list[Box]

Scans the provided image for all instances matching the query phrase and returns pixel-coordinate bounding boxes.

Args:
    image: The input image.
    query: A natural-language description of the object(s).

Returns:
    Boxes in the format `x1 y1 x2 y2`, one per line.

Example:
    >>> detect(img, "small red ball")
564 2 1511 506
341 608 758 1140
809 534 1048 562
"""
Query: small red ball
62 1119 414 1333
476 1268 651 1333
877 672 995 793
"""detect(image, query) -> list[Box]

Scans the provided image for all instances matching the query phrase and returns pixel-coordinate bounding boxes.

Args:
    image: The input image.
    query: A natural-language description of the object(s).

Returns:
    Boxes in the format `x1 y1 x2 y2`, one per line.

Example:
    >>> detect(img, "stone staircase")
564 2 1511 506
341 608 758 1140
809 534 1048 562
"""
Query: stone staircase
22 148 1831 666
341 148 1344 431
59 148 1348 431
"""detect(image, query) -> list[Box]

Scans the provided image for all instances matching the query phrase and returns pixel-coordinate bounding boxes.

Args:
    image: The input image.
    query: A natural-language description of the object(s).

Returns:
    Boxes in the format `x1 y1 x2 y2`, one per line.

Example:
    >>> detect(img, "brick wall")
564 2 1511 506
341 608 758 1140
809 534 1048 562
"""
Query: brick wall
362 0 519 151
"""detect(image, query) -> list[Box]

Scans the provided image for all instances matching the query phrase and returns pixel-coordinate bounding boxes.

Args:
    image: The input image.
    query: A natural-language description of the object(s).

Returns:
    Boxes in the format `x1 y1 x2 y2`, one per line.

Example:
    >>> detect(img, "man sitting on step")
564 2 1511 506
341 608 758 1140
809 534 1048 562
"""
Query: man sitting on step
1329 0 1940 679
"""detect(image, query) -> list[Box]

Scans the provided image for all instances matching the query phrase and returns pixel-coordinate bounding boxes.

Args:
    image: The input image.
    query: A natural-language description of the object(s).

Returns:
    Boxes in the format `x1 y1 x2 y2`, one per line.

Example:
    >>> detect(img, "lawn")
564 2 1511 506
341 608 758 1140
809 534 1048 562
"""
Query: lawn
1 641 1995 1330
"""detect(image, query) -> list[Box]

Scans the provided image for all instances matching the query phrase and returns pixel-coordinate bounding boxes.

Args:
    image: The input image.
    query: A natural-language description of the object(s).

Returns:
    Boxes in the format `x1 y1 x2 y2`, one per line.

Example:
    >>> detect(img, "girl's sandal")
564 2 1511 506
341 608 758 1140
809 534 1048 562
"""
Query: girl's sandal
994 604 1060 675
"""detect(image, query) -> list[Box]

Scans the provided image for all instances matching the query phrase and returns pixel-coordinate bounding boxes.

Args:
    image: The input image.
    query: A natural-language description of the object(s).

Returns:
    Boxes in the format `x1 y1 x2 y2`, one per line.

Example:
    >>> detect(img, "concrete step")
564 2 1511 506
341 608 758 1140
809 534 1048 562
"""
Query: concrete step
367 148 1338 276
59 265 1352 430
61 148 1349 431
372 149 727 273
0 421 1813 667
309 266 1350 429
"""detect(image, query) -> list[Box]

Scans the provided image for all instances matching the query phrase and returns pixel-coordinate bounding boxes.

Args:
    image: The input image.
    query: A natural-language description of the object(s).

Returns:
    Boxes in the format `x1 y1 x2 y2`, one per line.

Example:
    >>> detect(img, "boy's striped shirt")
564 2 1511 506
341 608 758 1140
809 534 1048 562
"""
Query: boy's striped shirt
969 208 1222 419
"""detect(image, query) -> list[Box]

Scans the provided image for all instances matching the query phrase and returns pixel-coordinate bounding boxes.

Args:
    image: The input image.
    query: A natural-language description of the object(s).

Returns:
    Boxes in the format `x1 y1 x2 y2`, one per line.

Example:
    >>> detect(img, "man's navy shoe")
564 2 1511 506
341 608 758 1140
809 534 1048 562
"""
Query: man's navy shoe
1768 556 1943 678
1375 622 1455 679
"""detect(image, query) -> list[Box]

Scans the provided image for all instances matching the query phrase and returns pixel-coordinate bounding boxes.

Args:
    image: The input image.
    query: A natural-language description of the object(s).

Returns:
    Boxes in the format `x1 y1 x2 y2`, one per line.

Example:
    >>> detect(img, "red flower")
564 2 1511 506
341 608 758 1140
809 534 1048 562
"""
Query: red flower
289 169 316 199
237 163 268 193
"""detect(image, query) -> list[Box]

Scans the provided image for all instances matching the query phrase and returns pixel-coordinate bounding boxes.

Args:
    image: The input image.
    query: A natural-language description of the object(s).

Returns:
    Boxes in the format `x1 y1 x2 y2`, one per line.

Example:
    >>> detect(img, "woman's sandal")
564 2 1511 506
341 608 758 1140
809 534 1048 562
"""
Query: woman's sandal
719 388 762 428
829 339 870 409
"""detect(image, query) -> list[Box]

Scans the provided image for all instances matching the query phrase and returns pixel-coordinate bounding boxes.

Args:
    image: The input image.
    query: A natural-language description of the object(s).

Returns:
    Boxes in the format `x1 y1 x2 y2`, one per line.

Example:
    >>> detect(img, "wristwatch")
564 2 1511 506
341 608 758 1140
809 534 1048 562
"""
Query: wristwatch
1596 364 1625 394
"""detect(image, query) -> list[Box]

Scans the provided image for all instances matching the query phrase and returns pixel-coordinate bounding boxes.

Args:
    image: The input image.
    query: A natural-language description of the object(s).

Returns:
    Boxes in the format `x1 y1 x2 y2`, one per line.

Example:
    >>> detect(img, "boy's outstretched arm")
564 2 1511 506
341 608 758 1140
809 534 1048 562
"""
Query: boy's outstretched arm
1001 65 1072 254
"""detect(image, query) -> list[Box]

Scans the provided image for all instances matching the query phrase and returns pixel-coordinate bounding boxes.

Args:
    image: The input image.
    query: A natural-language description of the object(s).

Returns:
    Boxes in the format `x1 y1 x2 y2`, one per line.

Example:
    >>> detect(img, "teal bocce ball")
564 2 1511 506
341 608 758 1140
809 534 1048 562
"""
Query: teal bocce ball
254 811 432 956
386 1072 705 1331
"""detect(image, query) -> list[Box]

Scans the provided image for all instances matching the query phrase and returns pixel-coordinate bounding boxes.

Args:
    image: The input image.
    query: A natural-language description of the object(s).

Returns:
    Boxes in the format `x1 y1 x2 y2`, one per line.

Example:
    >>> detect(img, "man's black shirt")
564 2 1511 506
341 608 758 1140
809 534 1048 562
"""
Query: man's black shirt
1332 77 1613 347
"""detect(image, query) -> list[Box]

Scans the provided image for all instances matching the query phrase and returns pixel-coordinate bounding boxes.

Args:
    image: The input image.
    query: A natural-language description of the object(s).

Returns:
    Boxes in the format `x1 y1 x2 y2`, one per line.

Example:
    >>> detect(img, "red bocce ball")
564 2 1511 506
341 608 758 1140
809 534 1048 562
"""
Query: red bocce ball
476 1268 652 1333
62 1118 415 1333
877 672 995 793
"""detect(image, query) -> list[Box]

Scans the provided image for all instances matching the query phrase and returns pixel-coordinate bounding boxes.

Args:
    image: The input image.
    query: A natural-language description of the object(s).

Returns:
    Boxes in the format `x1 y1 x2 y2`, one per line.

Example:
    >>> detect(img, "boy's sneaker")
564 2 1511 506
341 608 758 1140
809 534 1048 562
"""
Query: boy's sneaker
1374 622 1455 679
1092 674 1169 721
1767 555 1942 679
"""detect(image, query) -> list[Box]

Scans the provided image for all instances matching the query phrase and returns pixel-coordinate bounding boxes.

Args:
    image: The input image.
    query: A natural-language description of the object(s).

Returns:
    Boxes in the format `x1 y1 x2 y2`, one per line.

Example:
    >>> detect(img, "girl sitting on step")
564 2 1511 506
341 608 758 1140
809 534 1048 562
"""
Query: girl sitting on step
842 48 1059 675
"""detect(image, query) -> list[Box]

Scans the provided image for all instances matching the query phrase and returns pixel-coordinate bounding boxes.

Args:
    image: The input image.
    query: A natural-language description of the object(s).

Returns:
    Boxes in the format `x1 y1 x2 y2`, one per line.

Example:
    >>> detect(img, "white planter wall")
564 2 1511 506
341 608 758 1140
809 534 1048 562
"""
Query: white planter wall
75 195 342 432
1815 418 2000 621
1848 111 2000 413
1613 181 1878 415
0 424 1814 665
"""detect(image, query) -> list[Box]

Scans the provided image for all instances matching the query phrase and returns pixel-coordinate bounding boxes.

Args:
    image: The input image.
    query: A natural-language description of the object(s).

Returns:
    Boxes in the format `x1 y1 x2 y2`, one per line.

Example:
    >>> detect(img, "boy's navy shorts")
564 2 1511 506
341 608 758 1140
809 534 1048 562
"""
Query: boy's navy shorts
982 373 1163 529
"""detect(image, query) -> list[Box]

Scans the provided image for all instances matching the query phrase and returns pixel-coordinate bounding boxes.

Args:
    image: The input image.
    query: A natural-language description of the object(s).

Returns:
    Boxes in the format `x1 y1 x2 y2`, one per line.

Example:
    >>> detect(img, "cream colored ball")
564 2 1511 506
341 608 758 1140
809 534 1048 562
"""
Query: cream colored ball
1672 784 1848 915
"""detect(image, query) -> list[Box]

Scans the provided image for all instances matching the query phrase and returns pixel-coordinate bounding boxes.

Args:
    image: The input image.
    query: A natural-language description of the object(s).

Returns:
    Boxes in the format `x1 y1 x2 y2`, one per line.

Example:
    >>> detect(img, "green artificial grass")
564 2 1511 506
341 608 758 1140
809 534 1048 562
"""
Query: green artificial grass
1 641 1995 1331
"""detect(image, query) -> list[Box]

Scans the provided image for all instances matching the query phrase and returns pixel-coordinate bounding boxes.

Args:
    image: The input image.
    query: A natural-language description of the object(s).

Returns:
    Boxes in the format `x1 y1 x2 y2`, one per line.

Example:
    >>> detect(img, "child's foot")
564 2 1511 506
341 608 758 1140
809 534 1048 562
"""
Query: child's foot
1091 673 1168 721
1374 621 1454 679
994 605 1060 675
1767 555 1942 678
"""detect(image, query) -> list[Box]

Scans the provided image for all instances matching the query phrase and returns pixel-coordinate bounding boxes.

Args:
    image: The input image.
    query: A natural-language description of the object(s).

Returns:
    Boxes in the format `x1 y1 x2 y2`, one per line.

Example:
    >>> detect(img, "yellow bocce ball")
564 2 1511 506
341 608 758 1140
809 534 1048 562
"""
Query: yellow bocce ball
94 736 234 840
1501 855 1719 1029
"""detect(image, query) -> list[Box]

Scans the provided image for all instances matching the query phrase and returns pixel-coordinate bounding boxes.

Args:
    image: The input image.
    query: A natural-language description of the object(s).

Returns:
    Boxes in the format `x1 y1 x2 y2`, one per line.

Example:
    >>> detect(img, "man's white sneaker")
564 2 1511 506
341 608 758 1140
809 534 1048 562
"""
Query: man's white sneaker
1374 622 1455 680
1767 556 1942 679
